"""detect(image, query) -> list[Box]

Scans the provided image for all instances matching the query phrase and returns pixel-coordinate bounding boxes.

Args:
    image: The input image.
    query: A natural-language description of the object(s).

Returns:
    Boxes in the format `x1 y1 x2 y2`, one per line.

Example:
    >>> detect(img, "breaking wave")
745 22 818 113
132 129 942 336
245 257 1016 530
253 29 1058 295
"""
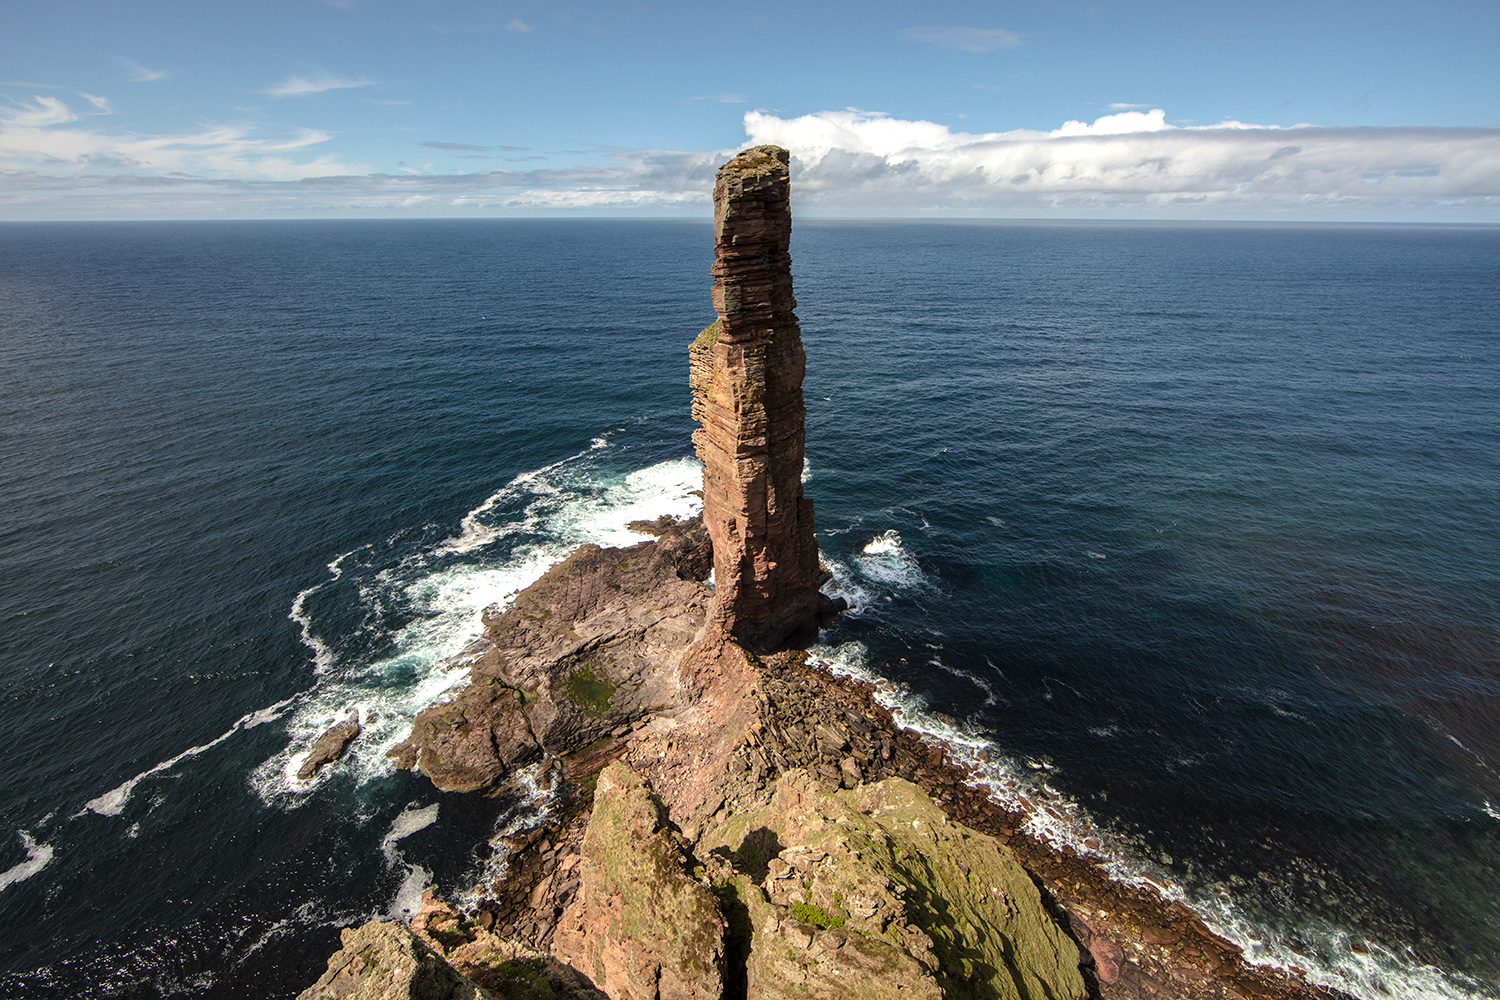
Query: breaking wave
253 452 703 803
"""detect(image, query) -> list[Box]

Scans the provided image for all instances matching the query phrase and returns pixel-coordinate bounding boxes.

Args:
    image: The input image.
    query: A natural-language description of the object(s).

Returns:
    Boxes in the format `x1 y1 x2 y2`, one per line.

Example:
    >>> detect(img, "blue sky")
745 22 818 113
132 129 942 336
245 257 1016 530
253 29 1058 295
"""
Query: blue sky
2 0 1497 220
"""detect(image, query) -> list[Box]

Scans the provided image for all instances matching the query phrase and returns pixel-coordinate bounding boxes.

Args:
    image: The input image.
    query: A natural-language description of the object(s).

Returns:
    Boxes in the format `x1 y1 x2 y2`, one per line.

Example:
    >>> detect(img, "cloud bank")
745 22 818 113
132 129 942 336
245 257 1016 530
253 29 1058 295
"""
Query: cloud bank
744 109 1500 218
1 98 1496 219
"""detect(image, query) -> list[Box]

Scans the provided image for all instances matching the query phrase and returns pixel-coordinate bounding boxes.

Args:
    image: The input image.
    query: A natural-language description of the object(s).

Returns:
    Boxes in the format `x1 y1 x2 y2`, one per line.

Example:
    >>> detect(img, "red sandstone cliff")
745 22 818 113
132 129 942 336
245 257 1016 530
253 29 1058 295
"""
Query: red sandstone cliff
691 145 827 651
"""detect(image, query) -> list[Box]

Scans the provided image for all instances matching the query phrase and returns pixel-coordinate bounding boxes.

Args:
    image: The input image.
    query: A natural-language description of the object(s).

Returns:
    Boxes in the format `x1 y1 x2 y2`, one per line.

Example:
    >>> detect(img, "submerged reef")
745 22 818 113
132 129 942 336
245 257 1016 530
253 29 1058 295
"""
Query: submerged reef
298 148 1348 1000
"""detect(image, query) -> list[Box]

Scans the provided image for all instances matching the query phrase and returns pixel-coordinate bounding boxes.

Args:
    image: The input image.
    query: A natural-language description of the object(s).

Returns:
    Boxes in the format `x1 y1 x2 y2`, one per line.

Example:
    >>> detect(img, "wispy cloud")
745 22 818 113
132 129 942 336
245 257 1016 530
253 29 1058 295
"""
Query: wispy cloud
114 56 170 82
79 93 114 113
3 96 79 128
690 92 748 104
265 70 374 97
0 94 363 185
505 18 533 33
1108 102 1148 110
0 80 64 89
421 141 532 152
903 27 1023 52
0 147 723 218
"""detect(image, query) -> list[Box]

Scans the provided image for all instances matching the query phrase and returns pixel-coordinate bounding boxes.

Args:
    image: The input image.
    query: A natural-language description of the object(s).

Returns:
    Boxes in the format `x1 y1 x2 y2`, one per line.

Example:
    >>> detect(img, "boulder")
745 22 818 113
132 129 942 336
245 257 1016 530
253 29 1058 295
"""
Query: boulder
296 920 492 1000
298 712 362 781
699 770 1088 1000
552 762 725 1000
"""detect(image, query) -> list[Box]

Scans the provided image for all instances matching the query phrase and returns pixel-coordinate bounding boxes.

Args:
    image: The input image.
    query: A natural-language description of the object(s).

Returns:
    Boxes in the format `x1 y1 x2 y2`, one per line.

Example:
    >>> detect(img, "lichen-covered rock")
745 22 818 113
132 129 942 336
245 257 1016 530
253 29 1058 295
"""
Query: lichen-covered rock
296 920 493 1000
700 770 1088 1000
691 145 830 651
552 762 725 1000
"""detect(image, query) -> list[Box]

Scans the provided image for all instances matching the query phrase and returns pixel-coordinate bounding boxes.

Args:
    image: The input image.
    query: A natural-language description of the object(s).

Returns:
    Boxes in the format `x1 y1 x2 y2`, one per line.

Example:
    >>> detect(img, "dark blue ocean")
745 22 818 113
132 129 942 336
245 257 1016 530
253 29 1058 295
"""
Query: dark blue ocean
1 220 1496 999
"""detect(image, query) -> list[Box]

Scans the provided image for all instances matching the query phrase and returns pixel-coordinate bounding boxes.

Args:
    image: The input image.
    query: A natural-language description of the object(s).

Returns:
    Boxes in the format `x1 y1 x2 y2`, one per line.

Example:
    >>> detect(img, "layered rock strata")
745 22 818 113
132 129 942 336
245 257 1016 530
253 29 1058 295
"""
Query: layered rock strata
691 145 828 651
387 516 712 793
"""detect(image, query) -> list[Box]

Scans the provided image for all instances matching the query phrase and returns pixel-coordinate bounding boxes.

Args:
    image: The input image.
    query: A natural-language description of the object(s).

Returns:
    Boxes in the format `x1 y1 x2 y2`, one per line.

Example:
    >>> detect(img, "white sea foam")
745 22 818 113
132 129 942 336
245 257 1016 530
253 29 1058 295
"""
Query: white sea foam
929 656 1001 708
548 457 702 549
819 555 875 614
381 803 440 865
1484 800 1500 821
855 530 927 589
0 831 55 892
455 761 560 910
232 900 328 969
258 454 705 803
388 863 432 919
82 696 297 817
290 550 360 675
1189 902 1489 1000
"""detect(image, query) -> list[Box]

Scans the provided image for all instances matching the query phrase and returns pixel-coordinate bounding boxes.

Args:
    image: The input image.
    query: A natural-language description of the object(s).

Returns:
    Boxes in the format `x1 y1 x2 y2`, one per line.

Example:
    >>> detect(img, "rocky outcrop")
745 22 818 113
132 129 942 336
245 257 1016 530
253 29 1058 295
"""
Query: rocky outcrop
552 762 725 1000
691 145 830 651
699 769 1087 1000
296 921 493 1000
387 517 711 793
298 712 362 781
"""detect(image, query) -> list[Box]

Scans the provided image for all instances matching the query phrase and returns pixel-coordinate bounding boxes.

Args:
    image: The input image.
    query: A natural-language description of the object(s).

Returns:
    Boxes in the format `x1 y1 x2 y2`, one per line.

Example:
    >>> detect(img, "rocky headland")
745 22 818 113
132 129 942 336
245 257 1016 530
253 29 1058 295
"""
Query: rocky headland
297 147 1350 1000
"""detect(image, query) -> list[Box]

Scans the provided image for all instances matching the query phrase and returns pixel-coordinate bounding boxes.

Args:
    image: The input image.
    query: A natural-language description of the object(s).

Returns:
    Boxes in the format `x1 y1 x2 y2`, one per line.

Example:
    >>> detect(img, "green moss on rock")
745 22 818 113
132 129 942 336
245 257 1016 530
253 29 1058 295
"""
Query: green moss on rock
552 763 725 1000
700 771 1087 1000
563 662 615 716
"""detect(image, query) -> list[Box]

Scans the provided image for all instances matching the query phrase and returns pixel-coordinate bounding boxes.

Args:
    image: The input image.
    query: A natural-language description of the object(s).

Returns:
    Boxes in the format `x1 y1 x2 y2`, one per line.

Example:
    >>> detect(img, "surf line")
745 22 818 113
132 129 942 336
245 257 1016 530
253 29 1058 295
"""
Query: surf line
77 695 298 818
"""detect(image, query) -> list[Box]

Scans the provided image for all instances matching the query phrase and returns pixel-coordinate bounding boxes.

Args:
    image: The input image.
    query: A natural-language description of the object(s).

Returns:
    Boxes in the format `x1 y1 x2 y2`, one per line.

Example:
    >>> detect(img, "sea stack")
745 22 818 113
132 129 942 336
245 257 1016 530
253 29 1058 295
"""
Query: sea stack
691 145 827 651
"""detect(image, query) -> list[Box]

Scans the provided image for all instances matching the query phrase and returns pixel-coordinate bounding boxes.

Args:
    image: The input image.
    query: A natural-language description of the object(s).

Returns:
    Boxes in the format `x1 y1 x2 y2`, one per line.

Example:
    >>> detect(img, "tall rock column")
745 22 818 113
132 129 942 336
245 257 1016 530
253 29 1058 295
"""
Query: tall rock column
691 145 826 651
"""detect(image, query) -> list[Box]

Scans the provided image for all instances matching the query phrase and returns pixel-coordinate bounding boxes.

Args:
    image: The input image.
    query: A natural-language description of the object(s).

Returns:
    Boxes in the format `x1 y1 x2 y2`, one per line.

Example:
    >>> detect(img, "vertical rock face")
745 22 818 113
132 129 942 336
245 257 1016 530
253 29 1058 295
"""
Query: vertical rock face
691 145 825 651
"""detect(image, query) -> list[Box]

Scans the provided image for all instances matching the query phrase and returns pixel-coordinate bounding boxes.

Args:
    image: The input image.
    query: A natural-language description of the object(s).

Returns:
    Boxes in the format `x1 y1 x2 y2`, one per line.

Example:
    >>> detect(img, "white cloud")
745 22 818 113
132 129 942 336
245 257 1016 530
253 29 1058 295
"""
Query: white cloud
742 109 1500 216
265 71 375 97
79 93 114 113
114 57 170 82
2 99 1496 220
903 27 1023 52
1052 108 1171 135
690 92 748 104
505 19 533 33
